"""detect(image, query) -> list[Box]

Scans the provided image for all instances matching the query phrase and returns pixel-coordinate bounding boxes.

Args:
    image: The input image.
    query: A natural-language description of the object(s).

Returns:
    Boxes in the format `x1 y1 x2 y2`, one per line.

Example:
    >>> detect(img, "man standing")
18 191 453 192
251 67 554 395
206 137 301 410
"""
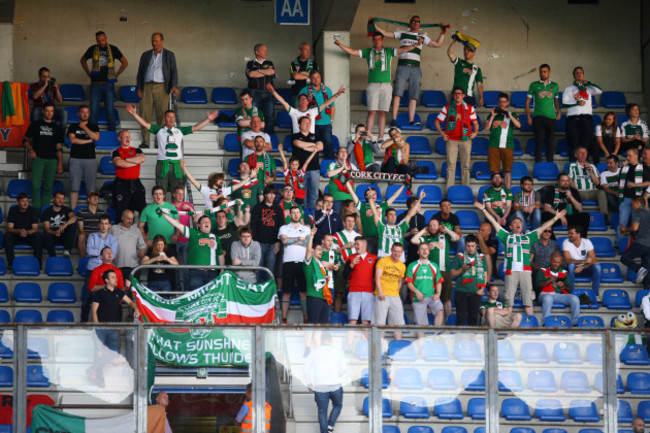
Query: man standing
80 31 128 131
536 251 580 326
476 222 498 283
148 392 173 433
246 44 276 134
540 174 590 237
434 87 479 191
398 196 427 264
321 234 344 313
333 214 361 264
373 243 407 337
24 102 64 212
4 193 42 269
347 124 382 173
67 105 100 209
480 283 522 328
231 162 263 210
451 234 488 326
109 209 147 279
600 155 622 214
138 186 179 252
335 32 415 142
251 185 284 282
86 215 118 278
526 64 562 163
136 32 178 149
125 104 218 195
29 67 66 134
42 191 77 258
563 225 602 295
373 15 446 127
562 66 602 161
313 194 343 244
447 36 483 107
278 206 311 323
235 90 265 138
213 205 250 266
290 42 318 103
171 186 194 288
236 383 272 433
241 116 271 160
231 227 261 284
406 242 445 328
621 198 650 287
513 176 542 231
371 190 425 260
485 93 521 188
247 134 276 187
299 70 339 159
84 246 127 322
291 116 324 211
482 172 513 227
567 146 608 217
269 83 343 135
343 237 377 325
303 227 334 324
111 130 147 222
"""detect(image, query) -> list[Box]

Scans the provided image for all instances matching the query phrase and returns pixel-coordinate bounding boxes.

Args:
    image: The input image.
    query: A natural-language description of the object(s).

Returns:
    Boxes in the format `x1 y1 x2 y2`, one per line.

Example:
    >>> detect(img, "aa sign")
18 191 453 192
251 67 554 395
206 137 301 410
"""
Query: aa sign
275 0 309 25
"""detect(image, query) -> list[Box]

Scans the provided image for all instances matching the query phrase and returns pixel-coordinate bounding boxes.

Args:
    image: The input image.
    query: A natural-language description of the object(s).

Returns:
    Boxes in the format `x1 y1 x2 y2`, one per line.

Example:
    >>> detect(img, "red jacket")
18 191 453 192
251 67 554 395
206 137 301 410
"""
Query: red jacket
346 252 377 293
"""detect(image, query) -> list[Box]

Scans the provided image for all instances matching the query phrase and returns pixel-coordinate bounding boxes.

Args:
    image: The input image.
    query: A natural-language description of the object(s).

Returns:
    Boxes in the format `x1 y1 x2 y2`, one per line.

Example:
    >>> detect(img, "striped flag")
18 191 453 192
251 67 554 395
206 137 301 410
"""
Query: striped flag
31 404 136 433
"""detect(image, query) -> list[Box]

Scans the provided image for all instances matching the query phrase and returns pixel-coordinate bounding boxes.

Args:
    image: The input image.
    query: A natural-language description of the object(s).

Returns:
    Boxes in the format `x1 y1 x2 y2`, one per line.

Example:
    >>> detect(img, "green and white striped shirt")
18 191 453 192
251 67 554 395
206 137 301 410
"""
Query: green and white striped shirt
377 220 409 260
567 162 599 191
394 30 432 66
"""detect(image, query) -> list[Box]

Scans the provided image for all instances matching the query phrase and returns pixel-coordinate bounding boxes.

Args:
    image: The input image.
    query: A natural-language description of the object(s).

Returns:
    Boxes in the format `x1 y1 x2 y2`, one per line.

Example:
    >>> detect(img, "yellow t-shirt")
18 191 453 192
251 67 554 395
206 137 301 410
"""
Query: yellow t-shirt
376 257 406 297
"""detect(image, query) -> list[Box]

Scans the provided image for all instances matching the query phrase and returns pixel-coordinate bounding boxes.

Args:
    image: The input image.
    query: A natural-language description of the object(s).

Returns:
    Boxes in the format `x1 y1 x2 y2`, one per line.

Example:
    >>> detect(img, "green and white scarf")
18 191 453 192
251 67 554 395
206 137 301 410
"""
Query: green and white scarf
518 191 536 207
446 102 471 141
618 163 644 202
367 48 388 71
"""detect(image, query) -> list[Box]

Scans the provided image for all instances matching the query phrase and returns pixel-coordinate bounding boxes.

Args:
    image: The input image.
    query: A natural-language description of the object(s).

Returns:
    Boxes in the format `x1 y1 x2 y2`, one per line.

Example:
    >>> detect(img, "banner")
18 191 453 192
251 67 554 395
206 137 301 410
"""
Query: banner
31 404 134 433
348 170 409 183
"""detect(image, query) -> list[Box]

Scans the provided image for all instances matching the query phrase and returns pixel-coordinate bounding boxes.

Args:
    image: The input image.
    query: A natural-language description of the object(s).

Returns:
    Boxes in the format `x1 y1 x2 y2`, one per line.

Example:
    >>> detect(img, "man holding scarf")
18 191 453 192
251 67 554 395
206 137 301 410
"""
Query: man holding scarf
246 135 276 187
300 70 337 159
81 31 128 132
451 234 487 326
304 227 334 324
435 86 479 191
326 147 357 213
535 251 580 326
562 66 602 161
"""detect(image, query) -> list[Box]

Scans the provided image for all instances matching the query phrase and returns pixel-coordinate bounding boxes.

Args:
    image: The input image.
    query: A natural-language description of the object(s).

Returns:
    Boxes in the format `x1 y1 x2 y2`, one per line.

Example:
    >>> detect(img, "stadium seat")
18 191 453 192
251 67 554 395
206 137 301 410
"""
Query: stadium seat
421 90 447 107
406 135 431 153
360 368 390 389
59 84 85 101
533 162 559 180
528 370 557 392
626 372 650 394
223 133 240 152
7 179 31 198
0 367 12 387
498 340 517 363
467 397 485 420
637 401 650 422
394 368 423 390
577 430 603 433
421 341 449 361
471 137 489 155
408 427 432 433
620 344 650 365
95 130 119 150
434 136 447 155
441 428 467 433
362 397 392 418
355 339 369 360
0 311 10 324
591 237 615 257
555 138 569 156
535 399 566 421
26 366 50 387
618 400 634 423
46 310 74 323
96 108 120 126
383 426 401 433
513 138 523 156
44 256 73 276
440 162 461 180
0 285 7 304
471 161 491 180
329 312 347 325
319 159 335 177
211 87 237 105
0 258 5 277
526 137 545 157
577 315 605 328
501 398 531 421
0 337 12 358
571 289 598 309
181 87 208 104
510 429 535 433
585 343 602 365
454 340 482 362
569 400 599 422
477 185 490 202
483 91 502 108
417 185 443 204
603 289 633 309
600 91 626 108
461 369 485 391
427 368 456 390
15 310 43 323
77 257 90 277
388 340 416 361
99 155 115 175
227 158 241 177
561 371 591 393
594 372 624 394
498 369 524 392
215 109 237 128
447 185 474 204
521 342 550 363
511 162 529 180
14 283 42 303
427 113 438 131
414 160 438 180
120 85 139 102
457 210 480 230
543 429 567 433
446 313 458 325
518 114 532 132
519 314 539 328
66 105 80 123
400 396 430 418
356 184 382 203
398 114 423 131
434 397 463 419
274 110 292 129
510 91 529 108
553 342 582 364
387 184 409 204
544 315 572 328
587 212 607 231
636 289 650 307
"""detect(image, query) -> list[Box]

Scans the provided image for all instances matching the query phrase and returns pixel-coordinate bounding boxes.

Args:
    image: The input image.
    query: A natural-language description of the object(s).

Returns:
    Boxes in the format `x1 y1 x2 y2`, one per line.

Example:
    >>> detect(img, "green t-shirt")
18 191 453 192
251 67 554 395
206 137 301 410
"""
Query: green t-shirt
231 179 263 210
527 80 559 119
496 228 539 272
303 257 329 300
320 249 342 292
453 58 483 98
483 187 513 217
360 47 398 83
327 161 354 201
421 233 451 272
480 300 506 311
235 106 265 137
183 226 223 266
357 202 388 237
280 200 304 224
405 260 442 302
377 220 410 258
140 202 178 243
487 114 515 149
213 222 238 265
247 152 276 186
452 252 488 293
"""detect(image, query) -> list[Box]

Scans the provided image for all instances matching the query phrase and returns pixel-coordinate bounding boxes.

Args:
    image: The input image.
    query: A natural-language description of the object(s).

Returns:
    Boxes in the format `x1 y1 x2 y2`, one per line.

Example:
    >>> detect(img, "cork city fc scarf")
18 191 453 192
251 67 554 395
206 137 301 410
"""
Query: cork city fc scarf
447 102 471 141
307 85 330 120
367 48 388 71
519 191 536 208
574 80 590 100
247 151 273 178
618 163 644 202
91 45 117 82
367 17 449 36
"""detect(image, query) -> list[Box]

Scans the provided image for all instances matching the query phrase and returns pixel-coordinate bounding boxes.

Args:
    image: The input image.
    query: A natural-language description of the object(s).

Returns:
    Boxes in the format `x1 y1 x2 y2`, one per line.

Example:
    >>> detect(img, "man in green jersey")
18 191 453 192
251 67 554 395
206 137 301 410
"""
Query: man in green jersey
304 227 333 324
480 283 522 328
451 234 488 326
447 37 483 107
321 233 344 312
485 93 521 189
235 89 265 138
138 185 179 252
406 243 444 334
483 172 513 226
526 64 562 163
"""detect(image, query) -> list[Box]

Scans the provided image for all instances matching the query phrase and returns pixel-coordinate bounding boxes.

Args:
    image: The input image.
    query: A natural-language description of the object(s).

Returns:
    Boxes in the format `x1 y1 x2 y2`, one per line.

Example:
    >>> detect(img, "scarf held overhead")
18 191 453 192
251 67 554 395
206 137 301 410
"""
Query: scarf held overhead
367 17 449 36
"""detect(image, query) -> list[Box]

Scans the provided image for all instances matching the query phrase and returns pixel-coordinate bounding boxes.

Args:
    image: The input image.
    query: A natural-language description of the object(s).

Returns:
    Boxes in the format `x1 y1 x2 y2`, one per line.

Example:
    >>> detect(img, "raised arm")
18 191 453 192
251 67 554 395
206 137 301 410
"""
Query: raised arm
386 184 405 206
278 143 289 171
266 83 291 112
304 227 317 261
179 159 201 191
334 40 361 57
474 201 502 233
161 210 187 233
302 149 320 173
346 181 360 206
402 190 426 225
192 110 220 132
125 104 151 131
447 39 457 62
533 209 566 235
318 86 345 113
368 196 380 227
370 18 394 39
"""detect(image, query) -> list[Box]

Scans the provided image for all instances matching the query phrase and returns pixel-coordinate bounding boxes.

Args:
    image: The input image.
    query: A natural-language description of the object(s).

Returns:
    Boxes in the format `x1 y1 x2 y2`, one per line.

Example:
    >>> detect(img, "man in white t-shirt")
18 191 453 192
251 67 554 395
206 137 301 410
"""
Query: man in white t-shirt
562 225 602 295
278 206 311 323
599 154 621 214
267 83 343 134
181 160 255 210
240 115 271 160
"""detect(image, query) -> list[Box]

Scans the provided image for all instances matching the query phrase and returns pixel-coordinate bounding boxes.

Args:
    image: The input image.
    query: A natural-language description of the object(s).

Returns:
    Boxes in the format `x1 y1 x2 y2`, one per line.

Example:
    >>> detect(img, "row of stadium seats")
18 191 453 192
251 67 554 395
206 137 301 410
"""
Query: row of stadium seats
0 256 73 277
381 427 612 433
0 366 49 387
0 281 76 303
0 309 74 323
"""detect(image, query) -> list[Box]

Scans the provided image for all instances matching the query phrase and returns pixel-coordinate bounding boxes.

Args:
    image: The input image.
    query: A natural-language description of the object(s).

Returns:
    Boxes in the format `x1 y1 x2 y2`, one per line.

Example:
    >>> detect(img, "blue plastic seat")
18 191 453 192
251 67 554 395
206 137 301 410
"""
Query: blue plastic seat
181 87 208 104
471 137 489 155
510 429 535 433
355 184 382 203
400 396 430 418
577 430 603 433
441 428 467 433
511 162 529 180
544 315 572 328
408 427 432 433
96 108 120 126
591 237 615 257
519 314 539 328
498 369 524 392
520 342 549 363
211 87 237 105
434 397 463 419
526 137 545 157
636 289 650 307
417 185 443 204
227 158 241 177
637 401 650 422
406 135 431 154
59 84 85 101
99 155 115 175
543 429 567 433
528 370 557 392
456 210 480 230
626 372 650 394
355 339 369 360
602 289 632 309
533 162 560 181
600 91 626 108
421 340 449 361
518 114 532 132
620 344 650 365
388 340 416 361
447 185 474 204
398 114 424 131
0 284 7 303
0 258 5 277
360 367 390 389
66 106 80 123
513 138 523 156
275 88 292 105
427 113 438 131
386 184 410 204
46 310 74 323
594 372 624 394
586 343 602 365
467 397 485 420
561 371 590 393
275 111 292 129
427 368 456 390
7 179 31 198
587 212 607 231
498 340 517 363
501 398 531 421
319 159 335 177
45 256 73 277
383 426 401 433
95 130 119 150
461 369 485 391
0 311 10 324
440 162 461 180
618 400 634 423
27 365 50 387
0 367 13 387
14 282 42 303
482 91 502 108
224 133 240 152
553 342 582 364
215 109 236 128
414 160 438 180
329 311 348 325
362 397 392 418
454 340 482 362
569 400 599 422
510 91 529 108
421 90 447 107
434 136 447 155
535 399 566 421
471 161 491 180
120 85 139 102
394 368 423 389
571 289 599 309
577 315 604 328
77 257 90 277
15 310 43 323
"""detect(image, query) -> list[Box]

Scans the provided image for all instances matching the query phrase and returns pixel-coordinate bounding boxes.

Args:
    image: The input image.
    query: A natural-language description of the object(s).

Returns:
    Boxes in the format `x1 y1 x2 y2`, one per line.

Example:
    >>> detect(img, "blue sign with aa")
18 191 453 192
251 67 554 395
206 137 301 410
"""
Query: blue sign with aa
275 0 309 25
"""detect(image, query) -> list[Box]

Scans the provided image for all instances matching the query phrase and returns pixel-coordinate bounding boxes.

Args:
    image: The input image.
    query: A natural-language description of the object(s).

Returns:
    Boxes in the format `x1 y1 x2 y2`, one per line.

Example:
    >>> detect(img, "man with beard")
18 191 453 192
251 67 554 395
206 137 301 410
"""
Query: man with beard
482 172 513 227
513 176 542 230
246 134 276 187
540 173 590 237
536 251 580 326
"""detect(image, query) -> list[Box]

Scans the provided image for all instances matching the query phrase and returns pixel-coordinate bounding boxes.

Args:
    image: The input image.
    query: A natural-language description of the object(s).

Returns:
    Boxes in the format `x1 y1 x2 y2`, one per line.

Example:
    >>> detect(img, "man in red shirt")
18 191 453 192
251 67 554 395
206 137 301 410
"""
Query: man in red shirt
343 236 377 325
111 130 147 221
434 86 479 192
82 246 127 322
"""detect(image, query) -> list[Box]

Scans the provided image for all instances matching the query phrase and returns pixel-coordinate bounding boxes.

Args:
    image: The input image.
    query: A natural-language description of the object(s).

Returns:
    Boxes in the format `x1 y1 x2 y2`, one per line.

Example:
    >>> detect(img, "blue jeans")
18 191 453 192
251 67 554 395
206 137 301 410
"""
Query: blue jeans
176 241 190 290
316 124 334 159
148 280 173 292
90 82 116 131
618 198 632 243
189 269 219 290
540 293 580 326
567 262 602 295
259 243 277 282
314 387 343 433
621 242 650 286
304 169 320 211
252 90 274 135
606 193 619 214
514 209 542 231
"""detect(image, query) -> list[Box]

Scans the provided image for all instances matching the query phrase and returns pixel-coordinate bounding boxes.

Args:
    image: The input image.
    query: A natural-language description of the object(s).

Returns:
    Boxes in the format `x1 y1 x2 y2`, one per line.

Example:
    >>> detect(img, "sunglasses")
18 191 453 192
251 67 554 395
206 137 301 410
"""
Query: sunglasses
411 20 420 23
544 230 553 233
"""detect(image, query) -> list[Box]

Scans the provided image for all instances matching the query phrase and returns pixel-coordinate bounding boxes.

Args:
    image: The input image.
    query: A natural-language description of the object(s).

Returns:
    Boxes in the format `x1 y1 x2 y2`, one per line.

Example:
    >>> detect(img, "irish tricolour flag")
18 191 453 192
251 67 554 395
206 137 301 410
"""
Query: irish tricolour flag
31 404 136 433
130 271 277 324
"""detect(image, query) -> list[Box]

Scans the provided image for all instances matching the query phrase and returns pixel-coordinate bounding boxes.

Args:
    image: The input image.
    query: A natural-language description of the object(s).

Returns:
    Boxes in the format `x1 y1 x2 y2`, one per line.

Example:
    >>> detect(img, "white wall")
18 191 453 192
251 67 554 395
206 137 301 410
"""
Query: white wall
0 23 13 81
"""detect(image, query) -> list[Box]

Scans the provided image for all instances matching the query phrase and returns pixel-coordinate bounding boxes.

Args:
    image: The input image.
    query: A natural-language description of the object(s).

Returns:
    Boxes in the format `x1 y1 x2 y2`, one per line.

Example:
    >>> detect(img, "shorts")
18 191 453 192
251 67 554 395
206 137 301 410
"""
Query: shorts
366 82 393 112
440 271 452 303
488 148 514 173
68 157 97 193
393 65 422 100
413 296 443 326
348 292 375 322
503 270 534 307
480 309 514 327
282 261 306 293
372 295 405 325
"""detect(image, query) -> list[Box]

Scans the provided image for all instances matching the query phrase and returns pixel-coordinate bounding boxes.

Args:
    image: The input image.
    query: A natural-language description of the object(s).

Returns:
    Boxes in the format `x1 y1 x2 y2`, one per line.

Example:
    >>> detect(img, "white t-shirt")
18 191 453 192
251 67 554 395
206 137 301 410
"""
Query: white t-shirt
599 168 621 189
595 124 622 138
288 107 319 134
278 223 310 262
199 184 231 209
562 238 594 261
240 130 271 160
